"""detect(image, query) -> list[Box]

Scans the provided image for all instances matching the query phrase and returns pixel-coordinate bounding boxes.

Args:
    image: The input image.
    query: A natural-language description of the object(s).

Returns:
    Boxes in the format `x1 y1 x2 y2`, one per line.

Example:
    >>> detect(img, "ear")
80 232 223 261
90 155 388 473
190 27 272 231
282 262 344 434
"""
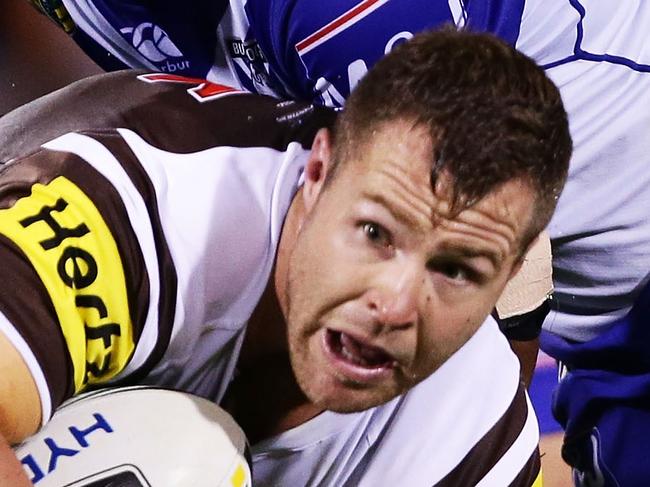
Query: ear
302 128 333 212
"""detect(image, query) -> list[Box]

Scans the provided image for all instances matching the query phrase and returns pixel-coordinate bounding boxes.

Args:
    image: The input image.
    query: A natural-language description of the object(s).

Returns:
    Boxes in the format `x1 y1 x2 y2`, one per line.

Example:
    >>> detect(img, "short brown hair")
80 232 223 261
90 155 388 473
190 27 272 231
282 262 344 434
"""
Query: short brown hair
332 28 572 248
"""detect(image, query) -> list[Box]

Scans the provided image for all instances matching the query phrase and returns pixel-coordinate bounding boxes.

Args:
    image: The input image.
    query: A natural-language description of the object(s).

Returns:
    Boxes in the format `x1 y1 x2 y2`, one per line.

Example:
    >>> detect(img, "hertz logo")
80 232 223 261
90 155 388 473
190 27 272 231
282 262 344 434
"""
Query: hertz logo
0 177 134 391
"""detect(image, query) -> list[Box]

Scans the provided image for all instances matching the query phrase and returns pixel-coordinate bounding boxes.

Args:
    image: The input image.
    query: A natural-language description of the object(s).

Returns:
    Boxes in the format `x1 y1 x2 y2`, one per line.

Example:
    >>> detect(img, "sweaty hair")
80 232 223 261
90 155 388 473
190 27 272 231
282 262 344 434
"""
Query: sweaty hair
331 28 572 249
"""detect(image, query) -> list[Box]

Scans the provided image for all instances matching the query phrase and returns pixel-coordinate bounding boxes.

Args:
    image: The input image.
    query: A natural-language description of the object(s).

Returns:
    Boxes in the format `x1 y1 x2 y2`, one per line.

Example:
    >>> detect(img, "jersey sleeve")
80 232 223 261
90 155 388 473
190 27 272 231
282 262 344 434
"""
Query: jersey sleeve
0 143 161 423
59 0 229 75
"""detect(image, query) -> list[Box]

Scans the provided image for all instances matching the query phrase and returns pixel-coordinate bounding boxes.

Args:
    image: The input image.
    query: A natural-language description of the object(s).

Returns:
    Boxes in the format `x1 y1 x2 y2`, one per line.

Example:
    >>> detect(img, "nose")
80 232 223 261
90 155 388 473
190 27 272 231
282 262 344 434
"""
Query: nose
366 260 422 329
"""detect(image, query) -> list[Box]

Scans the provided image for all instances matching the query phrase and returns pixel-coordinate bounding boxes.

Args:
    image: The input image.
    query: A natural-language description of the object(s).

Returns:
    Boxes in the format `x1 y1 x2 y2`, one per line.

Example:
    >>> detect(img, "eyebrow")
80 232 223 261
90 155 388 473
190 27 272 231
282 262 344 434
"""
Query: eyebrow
361 191 506 269
361 190 428 231
437 243 502 270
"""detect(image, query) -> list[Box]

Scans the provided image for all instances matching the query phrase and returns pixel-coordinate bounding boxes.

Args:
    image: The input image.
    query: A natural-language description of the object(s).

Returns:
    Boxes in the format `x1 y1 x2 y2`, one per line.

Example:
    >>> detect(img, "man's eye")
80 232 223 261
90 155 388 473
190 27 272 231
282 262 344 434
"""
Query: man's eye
362 222 390 246
441 264 467 281
430 261 473 283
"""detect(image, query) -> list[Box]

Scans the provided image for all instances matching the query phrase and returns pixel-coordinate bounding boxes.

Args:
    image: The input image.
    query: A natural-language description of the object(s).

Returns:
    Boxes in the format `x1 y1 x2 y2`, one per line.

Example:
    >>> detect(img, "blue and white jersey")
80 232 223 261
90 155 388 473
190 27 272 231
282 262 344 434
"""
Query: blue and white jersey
57 0 650 342
60 0 527 100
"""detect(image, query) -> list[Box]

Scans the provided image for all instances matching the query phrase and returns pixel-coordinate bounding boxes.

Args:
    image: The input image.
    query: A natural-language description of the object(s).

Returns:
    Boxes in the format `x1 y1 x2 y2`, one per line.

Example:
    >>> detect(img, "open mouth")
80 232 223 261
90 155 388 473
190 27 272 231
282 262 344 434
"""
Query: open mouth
325 329 396 370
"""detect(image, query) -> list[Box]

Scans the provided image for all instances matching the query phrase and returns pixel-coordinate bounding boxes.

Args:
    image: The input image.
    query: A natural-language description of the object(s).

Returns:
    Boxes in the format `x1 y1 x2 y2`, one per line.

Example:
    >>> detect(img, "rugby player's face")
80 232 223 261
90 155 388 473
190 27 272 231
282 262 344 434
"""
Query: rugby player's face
284 122 534 413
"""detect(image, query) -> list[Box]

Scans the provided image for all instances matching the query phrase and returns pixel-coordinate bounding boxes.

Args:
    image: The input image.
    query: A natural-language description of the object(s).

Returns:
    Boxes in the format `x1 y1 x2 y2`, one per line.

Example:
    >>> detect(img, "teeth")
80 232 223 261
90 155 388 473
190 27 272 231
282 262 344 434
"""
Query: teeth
339 332 389 367
341 339 369 366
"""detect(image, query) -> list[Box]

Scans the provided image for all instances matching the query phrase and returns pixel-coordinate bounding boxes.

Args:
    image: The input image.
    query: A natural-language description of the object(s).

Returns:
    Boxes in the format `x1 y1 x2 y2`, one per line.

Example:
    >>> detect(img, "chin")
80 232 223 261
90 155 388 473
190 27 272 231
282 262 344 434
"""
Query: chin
306 382 404 414
289 333 408 413
322 400 385 414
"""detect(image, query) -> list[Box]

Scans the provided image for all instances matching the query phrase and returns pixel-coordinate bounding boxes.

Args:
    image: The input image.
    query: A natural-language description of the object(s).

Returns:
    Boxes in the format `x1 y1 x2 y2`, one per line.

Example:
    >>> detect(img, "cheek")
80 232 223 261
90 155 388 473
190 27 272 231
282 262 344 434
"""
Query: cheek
286 226 349 320
297 222 361 290
414 300 492 376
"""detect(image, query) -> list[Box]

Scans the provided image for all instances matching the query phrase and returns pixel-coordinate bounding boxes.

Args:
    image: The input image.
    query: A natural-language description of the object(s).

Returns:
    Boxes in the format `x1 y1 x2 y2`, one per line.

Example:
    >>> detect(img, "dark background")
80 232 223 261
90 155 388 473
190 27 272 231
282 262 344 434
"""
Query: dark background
0 0 101 116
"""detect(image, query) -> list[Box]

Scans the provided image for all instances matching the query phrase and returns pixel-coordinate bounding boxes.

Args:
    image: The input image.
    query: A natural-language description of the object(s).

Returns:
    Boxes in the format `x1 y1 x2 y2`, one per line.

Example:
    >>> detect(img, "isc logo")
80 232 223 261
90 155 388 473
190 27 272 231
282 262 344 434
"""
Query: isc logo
18 412 114 484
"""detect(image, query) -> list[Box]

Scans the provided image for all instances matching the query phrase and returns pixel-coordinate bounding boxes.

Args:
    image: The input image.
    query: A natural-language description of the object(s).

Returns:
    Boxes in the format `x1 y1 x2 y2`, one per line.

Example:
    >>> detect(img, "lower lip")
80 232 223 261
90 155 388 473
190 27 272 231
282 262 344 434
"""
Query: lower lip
321 330 395 384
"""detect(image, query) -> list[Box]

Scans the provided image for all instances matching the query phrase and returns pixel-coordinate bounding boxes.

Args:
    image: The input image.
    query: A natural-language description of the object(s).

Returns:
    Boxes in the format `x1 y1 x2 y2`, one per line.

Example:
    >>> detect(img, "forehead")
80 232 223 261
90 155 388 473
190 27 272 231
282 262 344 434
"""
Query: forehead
344 120 435 206
334 119 534 248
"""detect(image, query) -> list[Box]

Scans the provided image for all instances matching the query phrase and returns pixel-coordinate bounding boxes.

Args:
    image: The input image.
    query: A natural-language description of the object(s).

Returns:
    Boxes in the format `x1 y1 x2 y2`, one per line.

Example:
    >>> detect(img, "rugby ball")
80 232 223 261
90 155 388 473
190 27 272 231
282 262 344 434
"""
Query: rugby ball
14 386 252 487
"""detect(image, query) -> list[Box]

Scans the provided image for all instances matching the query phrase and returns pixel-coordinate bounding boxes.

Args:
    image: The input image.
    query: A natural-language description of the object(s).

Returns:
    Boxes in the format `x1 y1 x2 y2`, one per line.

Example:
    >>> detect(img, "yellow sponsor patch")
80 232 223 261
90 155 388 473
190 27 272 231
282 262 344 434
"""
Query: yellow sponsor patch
0 176 134 392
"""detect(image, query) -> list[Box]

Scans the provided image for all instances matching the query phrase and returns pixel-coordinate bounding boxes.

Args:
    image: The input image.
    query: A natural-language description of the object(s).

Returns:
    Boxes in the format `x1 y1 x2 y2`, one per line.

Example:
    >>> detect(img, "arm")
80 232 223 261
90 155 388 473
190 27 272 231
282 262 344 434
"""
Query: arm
1 0 101 117
0 331 42 486
509 337 540 387
496 231 553 388
501 301 550 387
0 436 31 487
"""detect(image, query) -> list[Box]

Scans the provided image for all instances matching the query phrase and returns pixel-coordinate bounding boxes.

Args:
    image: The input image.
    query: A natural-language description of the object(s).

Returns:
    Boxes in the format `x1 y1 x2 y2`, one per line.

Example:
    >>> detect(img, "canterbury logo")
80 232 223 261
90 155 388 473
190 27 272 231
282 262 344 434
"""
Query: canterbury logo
121 22 183 63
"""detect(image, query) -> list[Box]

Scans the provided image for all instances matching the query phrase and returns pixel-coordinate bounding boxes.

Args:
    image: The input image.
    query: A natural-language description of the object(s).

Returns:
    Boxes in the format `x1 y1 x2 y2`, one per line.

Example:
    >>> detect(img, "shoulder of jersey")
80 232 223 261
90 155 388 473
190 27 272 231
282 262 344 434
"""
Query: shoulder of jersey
1 70 336 159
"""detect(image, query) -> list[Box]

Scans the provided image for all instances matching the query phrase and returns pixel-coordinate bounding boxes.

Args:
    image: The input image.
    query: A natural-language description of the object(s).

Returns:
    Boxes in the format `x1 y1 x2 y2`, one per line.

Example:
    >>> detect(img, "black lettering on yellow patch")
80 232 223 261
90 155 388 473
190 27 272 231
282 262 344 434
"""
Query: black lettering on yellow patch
0 177 134 391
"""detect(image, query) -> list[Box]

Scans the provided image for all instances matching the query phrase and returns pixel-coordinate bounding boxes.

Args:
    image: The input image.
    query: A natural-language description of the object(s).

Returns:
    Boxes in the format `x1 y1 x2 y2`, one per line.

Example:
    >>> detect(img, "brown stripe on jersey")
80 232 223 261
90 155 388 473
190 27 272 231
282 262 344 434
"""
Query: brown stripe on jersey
0 148 150 408
435 382 530 486
0 70 337 163
0 234 74 407
508 448 541 487
119 87 338 154
79 130 177 383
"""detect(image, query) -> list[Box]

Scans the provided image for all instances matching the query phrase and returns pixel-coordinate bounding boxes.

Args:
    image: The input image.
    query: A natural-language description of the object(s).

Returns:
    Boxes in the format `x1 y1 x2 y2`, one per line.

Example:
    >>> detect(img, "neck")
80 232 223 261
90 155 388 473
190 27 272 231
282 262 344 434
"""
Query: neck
223 195 323 444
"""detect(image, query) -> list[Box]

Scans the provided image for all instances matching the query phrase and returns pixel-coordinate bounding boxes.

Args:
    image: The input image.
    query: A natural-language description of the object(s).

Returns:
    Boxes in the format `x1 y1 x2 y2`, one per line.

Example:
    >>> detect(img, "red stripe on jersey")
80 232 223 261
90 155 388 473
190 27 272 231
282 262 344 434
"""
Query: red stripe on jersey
137 73 244 102
295 0 389 55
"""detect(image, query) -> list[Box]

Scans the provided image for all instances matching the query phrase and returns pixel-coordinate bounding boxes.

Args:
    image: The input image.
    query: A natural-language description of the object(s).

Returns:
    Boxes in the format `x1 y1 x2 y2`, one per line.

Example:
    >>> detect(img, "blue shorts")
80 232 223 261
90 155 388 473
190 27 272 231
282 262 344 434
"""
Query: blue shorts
541 280 650 486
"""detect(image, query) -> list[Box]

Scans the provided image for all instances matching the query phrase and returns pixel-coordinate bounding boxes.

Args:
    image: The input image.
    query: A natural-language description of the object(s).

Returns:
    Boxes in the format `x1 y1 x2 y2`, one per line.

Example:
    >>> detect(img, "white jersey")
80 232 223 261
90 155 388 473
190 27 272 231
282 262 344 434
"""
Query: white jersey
0 71 540 486
51 0 650 342
516 2 650 340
